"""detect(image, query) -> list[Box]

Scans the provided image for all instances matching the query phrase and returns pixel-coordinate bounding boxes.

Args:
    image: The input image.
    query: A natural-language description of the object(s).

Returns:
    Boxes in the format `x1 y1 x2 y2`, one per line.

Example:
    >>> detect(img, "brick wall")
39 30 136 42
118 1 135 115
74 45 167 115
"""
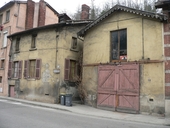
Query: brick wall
163 7 170 98
38 0 46 27
25 0 35 30
81 4 90 20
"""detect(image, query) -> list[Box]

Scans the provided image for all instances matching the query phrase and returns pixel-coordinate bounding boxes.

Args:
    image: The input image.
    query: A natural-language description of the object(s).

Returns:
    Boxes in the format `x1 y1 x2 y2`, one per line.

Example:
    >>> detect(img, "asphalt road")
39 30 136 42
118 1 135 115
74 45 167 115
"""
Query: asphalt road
0 99 169 128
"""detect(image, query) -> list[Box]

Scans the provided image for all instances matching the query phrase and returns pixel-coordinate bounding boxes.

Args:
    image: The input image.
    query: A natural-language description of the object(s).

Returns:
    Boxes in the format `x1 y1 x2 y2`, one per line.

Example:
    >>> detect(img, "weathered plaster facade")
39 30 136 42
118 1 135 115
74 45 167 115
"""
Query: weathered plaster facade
0 0 59 97
8 21 90 103
79 6 166 114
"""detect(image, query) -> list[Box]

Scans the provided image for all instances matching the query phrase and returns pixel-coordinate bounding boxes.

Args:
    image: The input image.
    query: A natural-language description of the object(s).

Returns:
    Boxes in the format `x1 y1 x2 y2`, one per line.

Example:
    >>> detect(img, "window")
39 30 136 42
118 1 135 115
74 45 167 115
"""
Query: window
3 32 8 47
0 14 3 24
8 61 22 78
1 59 4 69
24 59 41 79
15 37 20 51
111 29 127 61
64 59 79 81
6 10 10 22
71 37 77 49
31 34 37 49
0 76 2 83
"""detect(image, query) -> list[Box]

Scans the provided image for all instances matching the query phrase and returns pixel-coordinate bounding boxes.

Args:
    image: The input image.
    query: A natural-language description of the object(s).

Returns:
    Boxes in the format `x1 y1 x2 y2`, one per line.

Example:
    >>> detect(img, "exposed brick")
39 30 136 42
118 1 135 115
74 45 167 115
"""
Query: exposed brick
38 0 46 27
165 86 170 97
165 73 170 83
164 47 170 56
164 35 170 44
164 23 170 32
25 0 35 30
165 60 170 70
81 4 90 20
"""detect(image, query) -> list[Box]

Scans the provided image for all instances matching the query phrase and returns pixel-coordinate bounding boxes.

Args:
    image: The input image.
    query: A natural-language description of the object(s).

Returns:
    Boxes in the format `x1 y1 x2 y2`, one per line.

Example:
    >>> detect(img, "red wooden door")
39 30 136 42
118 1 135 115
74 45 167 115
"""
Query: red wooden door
97 64 139 113
9 85 15 97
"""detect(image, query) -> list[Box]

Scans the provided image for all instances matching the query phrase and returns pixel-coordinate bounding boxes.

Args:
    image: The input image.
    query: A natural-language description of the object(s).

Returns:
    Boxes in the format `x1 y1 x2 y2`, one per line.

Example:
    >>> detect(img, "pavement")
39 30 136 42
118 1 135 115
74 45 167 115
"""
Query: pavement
0 96 169 126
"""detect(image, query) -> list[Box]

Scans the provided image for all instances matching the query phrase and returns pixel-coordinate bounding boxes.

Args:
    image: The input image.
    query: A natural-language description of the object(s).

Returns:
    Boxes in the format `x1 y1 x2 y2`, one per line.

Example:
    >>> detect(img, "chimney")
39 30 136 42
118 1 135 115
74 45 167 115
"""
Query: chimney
81 4 90 20
25 0 35 30
38 0 46 27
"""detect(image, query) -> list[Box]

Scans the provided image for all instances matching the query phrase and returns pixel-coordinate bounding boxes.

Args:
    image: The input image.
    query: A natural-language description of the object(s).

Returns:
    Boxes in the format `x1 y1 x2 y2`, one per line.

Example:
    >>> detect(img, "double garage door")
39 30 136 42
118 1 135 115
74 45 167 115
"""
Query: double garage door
97 64 139 113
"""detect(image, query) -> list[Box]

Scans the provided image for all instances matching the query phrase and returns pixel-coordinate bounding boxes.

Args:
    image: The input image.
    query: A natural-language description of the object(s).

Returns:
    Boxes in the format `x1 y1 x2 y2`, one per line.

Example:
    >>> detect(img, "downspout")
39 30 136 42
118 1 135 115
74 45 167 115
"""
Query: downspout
142 18 144 59
55 35 59 69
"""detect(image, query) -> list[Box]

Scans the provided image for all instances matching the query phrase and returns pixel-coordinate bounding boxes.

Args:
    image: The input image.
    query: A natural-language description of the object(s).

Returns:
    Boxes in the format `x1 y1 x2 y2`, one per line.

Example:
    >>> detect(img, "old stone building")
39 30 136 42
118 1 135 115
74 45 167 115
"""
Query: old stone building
78 5 168 115
8 20 91 103
0 0 59 97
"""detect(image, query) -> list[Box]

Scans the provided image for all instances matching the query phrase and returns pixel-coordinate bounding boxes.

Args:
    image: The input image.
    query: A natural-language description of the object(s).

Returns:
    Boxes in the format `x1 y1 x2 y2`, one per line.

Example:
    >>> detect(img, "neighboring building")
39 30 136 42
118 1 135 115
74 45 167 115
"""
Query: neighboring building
78 5 168 115
8 20 91 103
0 0 59 97
155 0 170 116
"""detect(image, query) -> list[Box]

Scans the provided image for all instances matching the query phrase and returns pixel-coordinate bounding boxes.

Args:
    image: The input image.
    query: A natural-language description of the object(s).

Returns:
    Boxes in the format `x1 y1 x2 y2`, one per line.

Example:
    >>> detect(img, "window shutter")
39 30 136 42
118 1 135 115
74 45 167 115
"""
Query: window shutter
8 61 12 78
64 59 70 80
24 60 28 78
35 59 41 80
18 61 22 79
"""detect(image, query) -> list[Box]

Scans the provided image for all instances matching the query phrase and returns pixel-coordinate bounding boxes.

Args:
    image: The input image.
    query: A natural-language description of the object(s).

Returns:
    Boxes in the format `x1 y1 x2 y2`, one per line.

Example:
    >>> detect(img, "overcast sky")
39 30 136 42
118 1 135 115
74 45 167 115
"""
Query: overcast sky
0 0 108 15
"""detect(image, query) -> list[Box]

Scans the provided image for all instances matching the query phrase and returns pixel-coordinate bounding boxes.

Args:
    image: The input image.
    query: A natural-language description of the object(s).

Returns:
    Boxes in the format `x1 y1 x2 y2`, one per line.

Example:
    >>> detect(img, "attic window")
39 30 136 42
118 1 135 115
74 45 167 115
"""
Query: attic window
111 29 127 61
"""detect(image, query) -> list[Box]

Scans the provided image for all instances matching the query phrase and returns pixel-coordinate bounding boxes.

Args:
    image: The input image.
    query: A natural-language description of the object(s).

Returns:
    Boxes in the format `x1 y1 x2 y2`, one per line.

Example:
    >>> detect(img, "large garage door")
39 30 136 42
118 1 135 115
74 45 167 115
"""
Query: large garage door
97 64 139 113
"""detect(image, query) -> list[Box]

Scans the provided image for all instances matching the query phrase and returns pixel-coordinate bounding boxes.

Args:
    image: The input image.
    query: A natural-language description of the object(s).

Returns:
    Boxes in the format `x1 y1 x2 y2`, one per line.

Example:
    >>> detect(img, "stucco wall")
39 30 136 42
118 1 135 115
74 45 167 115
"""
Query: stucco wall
82 11 165 114
45 6 58 25
9 25 84 103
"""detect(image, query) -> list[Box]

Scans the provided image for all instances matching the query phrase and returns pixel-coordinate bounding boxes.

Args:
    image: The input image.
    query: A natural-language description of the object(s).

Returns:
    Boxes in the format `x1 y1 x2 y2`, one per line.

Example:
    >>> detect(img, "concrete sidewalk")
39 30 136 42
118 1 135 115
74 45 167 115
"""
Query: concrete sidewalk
0 96 169 126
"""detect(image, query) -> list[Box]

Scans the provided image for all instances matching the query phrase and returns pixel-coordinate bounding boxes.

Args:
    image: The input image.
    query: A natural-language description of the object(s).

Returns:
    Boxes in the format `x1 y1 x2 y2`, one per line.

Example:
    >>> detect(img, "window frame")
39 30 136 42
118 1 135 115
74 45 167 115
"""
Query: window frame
8 61 22 79
31 34 37 49
24 59 41 80
6 10 10 22
71 37 77 49
1 59 5 69
0 76 2 83
0 14 3 24
110 29 127 62
15 37 20 52
3 31 8 48
64 59 79 81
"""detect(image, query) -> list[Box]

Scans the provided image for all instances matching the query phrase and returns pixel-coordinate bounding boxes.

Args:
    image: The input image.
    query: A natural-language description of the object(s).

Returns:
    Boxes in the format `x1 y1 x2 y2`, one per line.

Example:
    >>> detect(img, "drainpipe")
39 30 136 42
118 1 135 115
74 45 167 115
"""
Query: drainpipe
142 18 144 59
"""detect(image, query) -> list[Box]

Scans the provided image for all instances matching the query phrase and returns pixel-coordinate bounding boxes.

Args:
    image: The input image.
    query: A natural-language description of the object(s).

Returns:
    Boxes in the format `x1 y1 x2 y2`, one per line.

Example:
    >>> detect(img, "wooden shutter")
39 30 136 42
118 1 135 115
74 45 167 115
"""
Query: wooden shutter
35 59 41 80
64 59 70 80
18 61 22 79
8 61 12 78
24 60 28 78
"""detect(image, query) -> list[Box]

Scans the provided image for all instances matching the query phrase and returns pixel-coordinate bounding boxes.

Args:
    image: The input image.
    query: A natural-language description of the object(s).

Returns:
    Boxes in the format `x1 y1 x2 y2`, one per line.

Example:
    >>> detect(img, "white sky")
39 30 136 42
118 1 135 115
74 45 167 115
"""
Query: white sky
0 0 108 15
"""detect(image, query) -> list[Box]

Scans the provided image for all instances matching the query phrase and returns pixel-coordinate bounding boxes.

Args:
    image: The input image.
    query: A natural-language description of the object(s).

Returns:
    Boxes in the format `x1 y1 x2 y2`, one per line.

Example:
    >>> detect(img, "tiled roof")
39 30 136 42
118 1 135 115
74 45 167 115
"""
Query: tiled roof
8 20 92 38
78 4 167 37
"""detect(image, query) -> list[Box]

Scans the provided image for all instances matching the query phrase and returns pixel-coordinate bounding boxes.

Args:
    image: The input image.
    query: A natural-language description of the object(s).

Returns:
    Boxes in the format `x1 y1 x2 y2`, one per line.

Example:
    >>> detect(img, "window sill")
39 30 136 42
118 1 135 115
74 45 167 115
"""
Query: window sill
11 78 19 80
70 48 78 52
1 47 7 49
111 60 127 63
4 21 9 24
27 78 36 81
14 51 20 53
29 48 37 51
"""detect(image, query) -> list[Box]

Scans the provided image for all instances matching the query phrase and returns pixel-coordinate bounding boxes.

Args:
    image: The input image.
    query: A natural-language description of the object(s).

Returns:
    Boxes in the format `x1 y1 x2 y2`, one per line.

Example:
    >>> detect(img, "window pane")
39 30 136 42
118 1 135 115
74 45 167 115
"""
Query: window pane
0 15 3 24
69 60 76 80
6 10 10 21
120 30 127 56
29 60 36 78
14 62 18 78
111 31 118 60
